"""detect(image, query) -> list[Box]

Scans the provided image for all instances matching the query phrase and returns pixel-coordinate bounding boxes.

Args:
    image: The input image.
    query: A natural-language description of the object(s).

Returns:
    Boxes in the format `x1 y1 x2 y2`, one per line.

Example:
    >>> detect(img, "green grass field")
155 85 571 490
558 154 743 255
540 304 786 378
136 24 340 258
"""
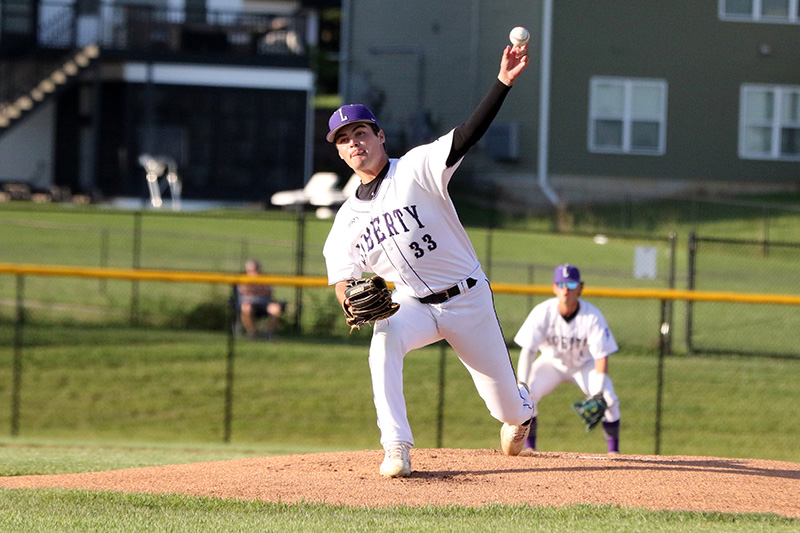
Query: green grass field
1 330 799 530
2 329 797 459
1 199 800 530
1 488 796 532
1 488 798 532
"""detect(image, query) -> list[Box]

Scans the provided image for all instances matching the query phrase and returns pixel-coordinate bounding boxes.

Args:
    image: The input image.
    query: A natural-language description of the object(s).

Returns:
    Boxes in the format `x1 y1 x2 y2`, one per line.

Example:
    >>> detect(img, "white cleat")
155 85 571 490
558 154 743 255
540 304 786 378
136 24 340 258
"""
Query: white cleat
500 420 531 456
380 443 411 477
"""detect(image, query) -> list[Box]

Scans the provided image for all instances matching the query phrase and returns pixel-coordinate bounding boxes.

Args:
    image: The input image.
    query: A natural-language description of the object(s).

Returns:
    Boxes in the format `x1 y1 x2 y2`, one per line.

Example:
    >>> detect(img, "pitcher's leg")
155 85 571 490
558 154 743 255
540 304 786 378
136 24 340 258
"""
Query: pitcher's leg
370 295 441 448
442 284 532 425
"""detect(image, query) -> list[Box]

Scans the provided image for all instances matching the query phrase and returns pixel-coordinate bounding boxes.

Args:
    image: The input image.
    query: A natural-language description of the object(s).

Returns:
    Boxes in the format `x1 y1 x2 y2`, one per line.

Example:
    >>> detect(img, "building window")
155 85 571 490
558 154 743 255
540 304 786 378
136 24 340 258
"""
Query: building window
740 85 800 160
589 77 667 155
720 0 800 23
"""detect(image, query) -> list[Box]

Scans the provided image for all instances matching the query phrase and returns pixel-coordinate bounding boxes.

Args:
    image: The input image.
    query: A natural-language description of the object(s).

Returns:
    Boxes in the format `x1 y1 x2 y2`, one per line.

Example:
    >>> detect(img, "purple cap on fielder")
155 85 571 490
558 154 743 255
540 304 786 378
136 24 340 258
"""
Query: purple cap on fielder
553 264 581 283
326 104 380 142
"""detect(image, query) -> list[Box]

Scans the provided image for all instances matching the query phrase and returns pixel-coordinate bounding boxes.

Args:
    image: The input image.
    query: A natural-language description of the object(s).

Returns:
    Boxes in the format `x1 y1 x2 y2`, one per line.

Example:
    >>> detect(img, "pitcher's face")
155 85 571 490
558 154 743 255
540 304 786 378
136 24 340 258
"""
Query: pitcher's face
334 123 387 175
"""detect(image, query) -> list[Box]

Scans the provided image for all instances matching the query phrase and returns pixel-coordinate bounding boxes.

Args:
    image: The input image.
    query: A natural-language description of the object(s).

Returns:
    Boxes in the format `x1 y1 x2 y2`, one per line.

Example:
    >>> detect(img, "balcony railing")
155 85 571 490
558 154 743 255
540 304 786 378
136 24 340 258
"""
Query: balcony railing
1 2 309 131
16 1 309 58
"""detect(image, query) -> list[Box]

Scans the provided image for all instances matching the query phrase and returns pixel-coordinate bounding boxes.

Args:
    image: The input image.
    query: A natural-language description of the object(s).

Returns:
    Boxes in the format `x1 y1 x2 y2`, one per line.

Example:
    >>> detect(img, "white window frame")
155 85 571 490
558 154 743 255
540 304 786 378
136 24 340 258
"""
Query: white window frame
588 77 668 156
719 0 800 24
739 84 800 161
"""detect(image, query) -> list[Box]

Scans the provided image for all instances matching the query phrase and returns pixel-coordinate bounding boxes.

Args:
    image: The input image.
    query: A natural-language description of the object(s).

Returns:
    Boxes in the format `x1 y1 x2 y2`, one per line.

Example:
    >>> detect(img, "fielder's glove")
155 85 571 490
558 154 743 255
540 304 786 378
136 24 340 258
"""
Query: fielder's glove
342 275 400 331
573 393 607 432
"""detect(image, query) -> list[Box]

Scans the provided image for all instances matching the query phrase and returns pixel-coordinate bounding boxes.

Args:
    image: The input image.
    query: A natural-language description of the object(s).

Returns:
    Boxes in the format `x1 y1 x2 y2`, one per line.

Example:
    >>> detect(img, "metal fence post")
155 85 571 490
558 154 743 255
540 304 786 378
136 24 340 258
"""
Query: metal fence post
436 342 447 448
99 228 109 293
223 284 237 443
293 207 306 332
527 264 536 310
11 275 25 437
654 307 667 456
654 232 676 455
685 232 697 353
130 211 142 325
663 232 676 354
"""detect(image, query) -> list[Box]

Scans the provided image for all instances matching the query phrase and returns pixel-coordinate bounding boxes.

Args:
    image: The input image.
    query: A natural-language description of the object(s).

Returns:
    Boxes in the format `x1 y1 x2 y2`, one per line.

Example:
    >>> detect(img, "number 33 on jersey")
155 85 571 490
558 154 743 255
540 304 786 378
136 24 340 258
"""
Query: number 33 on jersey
356 204 435 259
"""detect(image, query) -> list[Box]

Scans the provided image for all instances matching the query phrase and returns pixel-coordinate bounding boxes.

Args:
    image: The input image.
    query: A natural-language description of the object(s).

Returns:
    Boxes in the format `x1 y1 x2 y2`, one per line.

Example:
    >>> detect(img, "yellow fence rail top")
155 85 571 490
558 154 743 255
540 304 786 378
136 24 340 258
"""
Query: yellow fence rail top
0 263 329 288
491 282 800 305
2 263 800 305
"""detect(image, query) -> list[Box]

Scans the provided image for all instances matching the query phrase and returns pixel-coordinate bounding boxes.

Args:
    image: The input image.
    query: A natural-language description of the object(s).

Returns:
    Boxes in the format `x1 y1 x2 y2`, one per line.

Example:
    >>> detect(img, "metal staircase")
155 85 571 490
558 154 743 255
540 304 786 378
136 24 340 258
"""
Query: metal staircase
0 43 99 134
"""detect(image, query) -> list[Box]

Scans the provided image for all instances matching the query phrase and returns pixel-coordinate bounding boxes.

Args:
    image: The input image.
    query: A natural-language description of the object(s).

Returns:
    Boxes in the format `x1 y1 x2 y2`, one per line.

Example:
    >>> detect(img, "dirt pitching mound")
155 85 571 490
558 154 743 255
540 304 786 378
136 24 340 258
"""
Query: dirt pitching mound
1 449 799 518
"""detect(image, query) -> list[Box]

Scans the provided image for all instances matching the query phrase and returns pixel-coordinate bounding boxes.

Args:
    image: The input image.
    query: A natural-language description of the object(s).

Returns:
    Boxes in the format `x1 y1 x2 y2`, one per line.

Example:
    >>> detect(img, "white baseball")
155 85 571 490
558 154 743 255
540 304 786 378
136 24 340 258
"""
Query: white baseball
509 26 530 47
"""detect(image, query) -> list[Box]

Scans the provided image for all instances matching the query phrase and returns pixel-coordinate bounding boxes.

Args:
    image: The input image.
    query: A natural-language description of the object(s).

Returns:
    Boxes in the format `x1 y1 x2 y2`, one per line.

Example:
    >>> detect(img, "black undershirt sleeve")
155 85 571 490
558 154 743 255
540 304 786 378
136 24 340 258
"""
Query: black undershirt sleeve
446 80 512 168
356 80 511 200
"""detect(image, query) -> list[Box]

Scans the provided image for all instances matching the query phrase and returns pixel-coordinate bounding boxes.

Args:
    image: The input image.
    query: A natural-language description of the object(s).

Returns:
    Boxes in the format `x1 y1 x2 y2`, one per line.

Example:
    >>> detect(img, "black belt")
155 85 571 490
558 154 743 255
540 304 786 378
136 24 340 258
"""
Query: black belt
418 278 477 304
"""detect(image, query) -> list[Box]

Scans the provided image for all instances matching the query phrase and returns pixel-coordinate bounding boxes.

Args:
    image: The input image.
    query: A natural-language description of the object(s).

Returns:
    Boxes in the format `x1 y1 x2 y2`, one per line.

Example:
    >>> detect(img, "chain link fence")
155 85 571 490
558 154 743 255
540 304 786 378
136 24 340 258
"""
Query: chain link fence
2 270 798 462
1 200 800 461
0 204 678 343
686 233 800 358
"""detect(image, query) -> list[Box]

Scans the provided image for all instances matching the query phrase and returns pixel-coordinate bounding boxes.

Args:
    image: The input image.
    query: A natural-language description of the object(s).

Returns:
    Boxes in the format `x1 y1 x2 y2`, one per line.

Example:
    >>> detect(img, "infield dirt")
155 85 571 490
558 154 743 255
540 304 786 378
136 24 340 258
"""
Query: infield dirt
1 448 798 518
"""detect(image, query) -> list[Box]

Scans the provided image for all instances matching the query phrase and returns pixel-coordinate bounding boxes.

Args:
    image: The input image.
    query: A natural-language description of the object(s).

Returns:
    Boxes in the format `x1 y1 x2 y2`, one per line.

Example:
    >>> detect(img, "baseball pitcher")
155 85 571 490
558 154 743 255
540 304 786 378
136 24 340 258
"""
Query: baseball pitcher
323 39 534 477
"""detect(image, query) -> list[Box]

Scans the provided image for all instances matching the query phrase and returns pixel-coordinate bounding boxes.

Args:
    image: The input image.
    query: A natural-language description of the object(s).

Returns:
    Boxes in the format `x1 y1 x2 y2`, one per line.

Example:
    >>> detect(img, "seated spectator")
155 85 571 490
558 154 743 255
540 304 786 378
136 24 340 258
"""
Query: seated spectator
237 259 284 339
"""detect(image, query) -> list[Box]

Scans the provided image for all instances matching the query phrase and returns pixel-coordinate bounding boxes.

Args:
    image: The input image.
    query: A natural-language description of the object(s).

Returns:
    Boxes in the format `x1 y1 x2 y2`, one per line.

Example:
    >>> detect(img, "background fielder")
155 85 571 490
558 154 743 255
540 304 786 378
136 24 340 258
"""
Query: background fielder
514 264 621 454
323 38 534 478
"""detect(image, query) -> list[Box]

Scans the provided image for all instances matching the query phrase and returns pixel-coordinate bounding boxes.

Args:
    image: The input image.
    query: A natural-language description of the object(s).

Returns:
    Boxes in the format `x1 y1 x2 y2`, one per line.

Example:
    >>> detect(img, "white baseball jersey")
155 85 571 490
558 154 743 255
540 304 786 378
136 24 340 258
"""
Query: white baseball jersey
323 129 533 448
514 298 618 371
323 130 480 298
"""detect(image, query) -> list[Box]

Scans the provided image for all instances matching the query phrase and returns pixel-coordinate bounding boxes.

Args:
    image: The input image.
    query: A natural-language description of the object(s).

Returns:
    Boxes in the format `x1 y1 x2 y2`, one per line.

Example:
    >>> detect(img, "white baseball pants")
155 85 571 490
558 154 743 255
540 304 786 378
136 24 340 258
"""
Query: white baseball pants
369 275 533 448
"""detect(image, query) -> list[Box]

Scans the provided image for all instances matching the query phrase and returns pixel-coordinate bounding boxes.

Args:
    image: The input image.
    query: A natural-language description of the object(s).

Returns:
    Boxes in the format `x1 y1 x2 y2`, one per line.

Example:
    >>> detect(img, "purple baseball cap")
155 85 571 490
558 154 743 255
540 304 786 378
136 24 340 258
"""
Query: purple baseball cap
326 104 380 142
553 264 581 284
